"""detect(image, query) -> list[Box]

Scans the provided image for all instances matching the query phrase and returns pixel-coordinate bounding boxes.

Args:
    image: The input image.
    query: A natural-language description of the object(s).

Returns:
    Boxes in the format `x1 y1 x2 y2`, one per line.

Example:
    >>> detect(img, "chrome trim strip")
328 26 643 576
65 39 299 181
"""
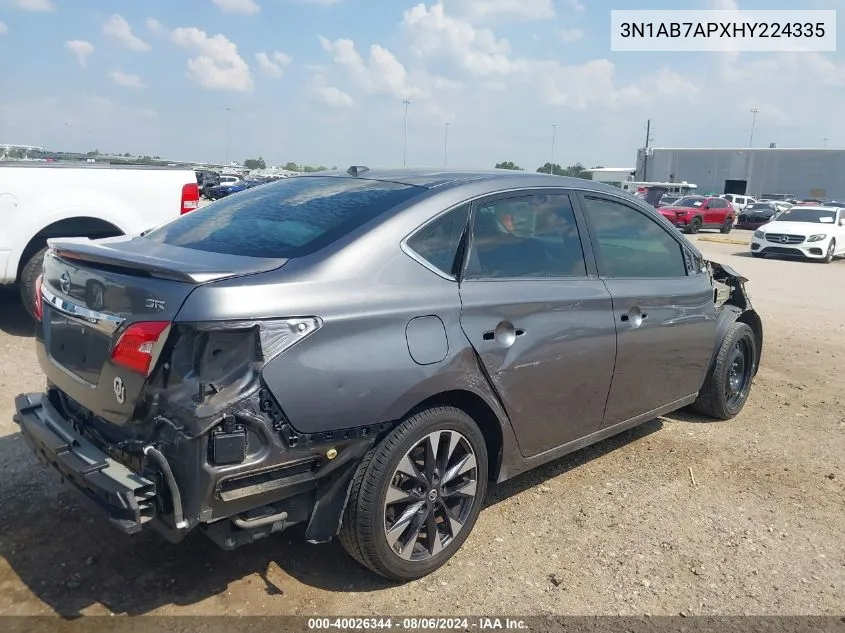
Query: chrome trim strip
41 284 124 336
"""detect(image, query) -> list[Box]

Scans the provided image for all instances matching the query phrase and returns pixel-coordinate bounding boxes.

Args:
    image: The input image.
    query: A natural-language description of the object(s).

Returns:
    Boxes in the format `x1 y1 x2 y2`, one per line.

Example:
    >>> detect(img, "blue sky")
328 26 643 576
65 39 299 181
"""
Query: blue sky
0 0 842 169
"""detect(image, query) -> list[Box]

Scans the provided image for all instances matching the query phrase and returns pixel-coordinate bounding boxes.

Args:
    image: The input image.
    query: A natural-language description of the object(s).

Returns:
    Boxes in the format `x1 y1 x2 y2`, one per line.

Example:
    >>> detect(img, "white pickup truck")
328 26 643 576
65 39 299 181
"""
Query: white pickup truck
0 163 199 317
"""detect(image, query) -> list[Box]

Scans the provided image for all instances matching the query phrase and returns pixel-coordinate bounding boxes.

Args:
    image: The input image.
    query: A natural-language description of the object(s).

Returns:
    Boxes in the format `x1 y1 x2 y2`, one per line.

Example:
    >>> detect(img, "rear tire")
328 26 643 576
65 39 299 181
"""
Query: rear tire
685 217 702 234
19 246 48 320
720 218 734 234
692 322 757 420
339 406 488 581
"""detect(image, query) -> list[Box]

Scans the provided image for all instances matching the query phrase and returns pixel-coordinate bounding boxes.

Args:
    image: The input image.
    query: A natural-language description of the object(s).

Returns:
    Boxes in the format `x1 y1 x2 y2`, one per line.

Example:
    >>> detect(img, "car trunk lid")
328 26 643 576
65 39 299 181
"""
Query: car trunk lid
39 235 287 426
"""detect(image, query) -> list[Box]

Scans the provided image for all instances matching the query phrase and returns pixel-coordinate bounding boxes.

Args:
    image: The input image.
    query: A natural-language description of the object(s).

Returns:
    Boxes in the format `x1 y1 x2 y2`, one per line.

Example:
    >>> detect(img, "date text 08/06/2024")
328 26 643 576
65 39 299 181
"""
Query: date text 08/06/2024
307 618 528 630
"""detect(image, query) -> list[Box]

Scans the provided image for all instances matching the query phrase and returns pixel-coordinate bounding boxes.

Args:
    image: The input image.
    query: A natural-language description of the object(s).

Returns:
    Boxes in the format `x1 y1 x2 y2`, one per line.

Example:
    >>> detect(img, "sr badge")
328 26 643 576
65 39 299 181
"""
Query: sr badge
113 376 126 404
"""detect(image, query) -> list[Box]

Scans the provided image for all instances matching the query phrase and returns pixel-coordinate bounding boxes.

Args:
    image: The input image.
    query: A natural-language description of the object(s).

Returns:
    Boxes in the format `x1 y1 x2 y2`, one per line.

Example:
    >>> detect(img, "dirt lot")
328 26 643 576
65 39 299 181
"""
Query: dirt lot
0 236 842 617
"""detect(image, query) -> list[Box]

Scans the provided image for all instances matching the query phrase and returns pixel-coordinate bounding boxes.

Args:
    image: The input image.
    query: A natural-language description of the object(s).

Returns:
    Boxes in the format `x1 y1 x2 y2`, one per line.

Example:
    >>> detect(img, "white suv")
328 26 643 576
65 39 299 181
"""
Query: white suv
722 194 756 213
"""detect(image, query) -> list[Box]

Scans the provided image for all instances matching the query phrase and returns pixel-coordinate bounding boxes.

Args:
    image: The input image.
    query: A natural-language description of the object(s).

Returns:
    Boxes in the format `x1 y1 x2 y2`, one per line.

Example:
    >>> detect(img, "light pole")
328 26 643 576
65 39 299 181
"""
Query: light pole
748 108 760 148
549 123 558 174
402 99 411 166
823 137 828 148
443 122 450 167
225 107 231 165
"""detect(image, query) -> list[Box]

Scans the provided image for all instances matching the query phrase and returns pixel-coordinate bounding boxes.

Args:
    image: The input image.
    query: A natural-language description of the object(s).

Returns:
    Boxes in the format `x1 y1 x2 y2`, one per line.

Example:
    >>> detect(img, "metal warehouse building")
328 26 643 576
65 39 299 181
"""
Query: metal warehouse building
634 147 845 200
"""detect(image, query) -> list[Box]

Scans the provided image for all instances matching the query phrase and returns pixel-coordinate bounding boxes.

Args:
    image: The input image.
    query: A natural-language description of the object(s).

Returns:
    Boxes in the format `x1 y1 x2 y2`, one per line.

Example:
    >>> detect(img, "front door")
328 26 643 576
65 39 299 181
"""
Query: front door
457 191 617 457
577 193 717 426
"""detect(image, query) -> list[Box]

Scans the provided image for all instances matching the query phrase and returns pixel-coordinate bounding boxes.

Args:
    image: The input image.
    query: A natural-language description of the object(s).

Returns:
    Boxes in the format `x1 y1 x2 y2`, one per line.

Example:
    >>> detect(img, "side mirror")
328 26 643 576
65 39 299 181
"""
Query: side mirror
839 218 845 226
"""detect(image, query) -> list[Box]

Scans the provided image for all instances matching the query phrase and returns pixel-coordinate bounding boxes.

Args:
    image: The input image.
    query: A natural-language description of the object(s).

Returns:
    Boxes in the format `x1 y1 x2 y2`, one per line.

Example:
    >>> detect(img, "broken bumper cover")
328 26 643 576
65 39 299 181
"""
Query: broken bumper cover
13 392 157 534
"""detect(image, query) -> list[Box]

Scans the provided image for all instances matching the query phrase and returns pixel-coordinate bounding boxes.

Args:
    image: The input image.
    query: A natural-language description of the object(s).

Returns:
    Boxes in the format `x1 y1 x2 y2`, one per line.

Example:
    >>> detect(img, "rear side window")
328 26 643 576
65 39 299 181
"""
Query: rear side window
406 205 469 277
145 177 423 258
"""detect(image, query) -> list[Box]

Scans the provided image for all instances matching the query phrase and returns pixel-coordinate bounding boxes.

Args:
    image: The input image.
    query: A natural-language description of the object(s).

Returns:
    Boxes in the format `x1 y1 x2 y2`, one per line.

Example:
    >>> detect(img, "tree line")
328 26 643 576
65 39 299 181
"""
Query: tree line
494 161 603 179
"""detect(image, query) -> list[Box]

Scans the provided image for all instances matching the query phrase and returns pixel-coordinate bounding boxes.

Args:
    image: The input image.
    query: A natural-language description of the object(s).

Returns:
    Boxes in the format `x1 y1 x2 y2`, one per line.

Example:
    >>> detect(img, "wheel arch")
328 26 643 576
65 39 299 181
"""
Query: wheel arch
16 216 124 281
709 306 763 378
737 308 763 374
401 389 505 483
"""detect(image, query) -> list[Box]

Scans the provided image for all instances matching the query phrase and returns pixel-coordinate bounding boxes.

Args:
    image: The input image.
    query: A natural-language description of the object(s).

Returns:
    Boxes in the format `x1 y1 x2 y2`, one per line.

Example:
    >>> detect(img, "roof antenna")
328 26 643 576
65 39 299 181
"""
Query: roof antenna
347 165 369 176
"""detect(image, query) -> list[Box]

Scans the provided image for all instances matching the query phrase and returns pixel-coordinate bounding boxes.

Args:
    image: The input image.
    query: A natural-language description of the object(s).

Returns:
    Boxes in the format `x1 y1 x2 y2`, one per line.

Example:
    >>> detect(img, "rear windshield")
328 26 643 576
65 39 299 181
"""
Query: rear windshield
145 176 423 258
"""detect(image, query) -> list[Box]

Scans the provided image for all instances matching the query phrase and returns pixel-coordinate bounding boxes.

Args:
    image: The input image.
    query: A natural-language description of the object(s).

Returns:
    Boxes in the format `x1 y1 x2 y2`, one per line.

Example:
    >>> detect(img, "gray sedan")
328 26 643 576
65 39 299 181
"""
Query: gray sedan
15 167 763 581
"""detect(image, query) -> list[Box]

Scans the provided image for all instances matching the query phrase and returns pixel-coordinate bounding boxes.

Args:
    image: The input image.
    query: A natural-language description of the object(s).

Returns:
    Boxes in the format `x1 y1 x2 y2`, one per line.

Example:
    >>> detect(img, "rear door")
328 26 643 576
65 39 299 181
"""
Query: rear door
577 193 717 426
457 190 617 457
708 198 730 227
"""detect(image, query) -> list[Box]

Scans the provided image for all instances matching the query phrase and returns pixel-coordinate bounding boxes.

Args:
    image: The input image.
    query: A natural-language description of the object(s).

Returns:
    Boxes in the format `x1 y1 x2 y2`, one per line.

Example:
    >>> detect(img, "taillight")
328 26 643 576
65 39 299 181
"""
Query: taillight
111 321 170 375
181 183 200 215
33 274 43 321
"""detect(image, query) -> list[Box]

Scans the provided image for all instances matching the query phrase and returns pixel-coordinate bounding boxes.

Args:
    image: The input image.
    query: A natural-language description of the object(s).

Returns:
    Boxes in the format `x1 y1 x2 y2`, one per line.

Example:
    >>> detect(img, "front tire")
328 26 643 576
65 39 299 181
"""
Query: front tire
19 246 48 320
339 406 488 581
823 239 836 263
692 322 757 420
685 217 702 234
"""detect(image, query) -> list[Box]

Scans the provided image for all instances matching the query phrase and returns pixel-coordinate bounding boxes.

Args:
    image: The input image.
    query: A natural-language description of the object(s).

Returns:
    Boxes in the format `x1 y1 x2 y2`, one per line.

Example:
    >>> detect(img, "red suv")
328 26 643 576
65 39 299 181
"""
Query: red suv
657 195 735 234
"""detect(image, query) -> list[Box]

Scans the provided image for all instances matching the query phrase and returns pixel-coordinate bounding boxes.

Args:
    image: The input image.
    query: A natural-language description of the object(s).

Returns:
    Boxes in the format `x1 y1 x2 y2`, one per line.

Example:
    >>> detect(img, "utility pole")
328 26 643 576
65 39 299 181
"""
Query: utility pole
550 123 558 174
443 122 450 167
823 137 828 148
225 107 231 165
749 108 760 147
642 118 651 182
402 99 411 166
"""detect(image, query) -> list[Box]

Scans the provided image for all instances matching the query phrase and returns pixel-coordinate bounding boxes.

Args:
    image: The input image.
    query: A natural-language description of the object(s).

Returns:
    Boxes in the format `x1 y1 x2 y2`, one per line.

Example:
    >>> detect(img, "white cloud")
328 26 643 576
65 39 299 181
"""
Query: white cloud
313 78 355 107
319 36 423 98
453 0 554 20
65 40 95 67
256 51 292 77
170 27 253 92
103 14 151 52
563 0 585 13
12 0 55 11
402 2 526 76
402 1 698 113
559 28 584 43
298 0 343 4
212 0 261 15
0 21 7 34
146 17 165 34
108 70 146 89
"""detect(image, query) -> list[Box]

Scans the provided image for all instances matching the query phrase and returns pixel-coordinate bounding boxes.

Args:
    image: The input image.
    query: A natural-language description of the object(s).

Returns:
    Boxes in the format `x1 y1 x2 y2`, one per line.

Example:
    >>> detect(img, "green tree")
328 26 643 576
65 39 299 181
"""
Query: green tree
536 162 590 178
86 149 99 156
495 161 523 170
243 157 267 170
283 161 299 171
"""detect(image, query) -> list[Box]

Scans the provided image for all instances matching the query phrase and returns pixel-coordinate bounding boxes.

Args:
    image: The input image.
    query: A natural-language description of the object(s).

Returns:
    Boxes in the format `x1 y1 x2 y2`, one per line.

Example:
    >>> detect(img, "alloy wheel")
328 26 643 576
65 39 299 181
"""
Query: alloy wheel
383 430 478 562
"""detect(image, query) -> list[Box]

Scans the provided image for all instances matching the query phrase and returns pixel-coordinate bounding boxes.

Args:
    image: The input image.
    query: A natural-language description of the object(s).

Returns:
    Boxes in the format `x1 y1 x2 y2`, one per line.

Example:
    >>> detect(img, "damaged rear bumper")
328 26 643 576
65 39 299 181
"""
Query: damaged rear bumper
13 392 157 534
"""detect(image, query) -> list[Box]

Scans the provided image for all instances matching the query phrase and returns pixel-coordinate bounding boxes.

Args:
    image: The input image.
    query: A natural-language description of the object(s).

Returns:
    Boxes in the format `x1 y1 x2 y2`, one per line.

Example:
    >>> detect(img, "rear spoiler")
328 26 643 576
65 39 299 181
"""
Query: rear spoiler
47 236 287 284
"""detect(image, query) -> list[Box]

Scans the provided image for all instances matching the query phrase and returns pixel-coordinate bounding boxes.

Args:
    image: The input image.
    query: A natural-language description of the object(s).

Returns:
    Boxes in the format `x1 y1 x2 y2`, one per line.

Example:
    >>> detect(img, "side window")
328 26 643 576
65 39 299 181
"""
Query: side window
466 193 587 279
405 204 469 277
582 196 688 278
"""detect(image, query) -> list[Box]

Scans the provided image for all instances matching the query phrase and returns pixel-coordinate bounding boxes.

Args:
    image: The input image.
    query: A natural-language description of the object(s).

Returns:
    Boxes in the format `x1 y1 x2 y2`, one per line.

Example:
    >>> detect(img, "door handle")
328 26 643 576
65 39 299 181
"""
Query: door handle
482 321 525 347
482 327 526 341
621 307 648 327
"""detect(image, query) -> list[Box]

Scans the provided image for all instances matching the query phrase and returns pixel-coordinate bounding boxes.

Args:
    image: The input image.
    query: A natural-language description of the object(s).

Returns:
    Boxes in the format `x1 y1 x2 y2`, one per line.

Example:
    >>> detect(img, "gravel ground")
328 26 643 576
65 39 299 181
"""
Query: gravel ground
0 235 842 617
